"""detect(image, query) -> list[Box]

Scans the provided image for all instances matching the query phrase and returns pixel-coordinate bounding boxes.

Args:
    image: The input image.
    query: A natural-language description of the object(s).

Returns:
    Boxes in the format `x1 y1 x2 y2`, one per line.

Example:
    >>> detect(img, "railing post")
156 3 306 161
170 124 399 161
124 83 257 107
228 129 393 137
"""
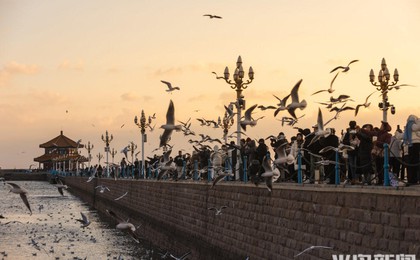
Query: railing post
182 160 186 180
335 150 340 185
147 166 151 179
297 149 302 184
384 143 390 186
208 159 212 182
194 160 198 181
225 158 230 181
243 156 248 183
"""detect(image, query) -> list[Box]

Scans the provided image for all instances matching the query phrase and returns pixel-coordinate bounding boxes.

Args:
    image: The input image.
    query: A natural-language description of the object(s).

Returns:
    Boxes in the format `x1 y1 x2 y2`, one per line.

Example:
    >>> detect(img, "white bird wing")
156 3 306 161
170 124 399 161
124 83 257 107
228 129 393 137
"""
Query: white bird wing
244 104 258 120
262 156 272 172
160 129 173 147
317 108 324 131
166 100 175 125
290 79 303 103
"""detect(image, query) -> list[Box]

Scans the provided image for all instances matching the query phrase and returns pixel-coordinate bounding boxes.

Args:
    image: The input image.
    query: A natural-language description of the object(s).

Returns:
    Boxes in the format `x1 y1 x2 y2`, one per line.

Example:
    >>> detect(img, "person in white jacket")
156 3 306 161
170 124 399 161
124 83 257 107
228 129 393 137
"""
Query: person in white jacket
403 115 420 184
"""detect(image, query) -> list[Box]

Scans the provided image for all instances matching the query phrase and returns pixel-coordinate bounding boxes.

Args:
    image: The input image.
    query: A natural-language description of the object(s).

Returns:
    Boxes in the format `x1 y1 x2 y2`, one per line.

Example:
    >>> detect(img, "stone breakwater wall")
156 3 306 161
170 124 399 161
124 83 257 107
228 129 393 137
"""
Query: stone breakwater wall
0 171 49 181
64 177 420 260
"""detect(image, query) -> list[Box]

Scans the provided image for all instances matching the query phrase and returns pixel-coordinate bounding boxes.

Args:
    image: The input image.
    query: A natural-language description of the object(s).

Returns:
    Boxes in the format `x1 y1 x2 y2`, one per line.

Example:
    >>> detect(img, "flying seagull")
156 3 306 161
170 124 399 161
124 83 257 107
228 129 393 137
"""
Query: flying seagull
308 108 331 146
54 178 68 196
355 91 375 116
95 185 110 193
159 100 182 147
76 212 91 228
203 14 222 19
311 72 340 96
286 79 307 119
294 245 333 258
330 59 359 73
161 80 180 93
273 94 290 117
5 182 32 215
240 104 264 131
208 206 228 215
106 209 140 243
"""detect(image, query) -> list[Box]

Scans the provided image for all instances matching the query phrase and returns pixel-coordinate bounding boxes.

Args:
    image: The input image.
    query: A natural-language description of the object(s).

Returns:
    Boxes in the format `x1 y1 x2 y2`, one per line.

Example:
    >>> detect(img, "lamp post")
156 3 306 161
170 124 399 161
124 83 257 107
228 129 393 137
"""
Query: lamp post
134 110 153 178
218 112 235 144
128 141 137 178
219 56 254 179
101 130 113 178
111 148 117 164
85 141 94 168
220 56 254 147
97 153 103 164
369 58 399 123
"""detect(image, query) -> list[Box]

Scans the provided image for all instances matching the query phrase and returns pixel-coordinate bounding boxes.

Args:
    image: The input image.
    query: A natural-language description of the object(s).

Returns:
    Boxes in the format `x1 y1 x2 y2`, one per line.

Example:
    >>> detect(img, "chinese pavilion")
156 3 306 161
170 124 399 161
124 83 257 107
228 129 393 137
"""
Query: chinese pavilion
34 131 88 171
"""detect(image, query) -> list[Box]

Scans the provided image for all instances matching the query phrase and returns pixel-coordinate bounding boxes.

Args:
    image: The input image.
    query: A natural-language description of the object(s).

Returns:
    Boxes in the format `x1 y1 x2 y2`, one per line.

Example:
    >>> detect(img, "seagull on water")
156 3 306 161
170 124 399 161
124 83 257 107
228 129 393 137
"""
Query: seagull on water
330 59 358 73
160 100 182 147
5 182 32 215
161 80 180 93
286 79 307 119
294 245 333 258
76 212 91 228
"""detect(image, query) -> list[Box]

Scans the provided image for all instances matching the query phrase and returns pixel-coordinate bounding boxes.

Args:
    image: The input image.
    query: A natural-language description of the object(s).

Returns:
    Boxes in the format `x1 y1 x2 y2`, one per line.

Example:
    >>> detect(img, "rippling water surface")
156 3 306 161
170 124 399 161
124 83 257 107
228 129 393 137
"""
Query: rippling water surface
0 181 159 260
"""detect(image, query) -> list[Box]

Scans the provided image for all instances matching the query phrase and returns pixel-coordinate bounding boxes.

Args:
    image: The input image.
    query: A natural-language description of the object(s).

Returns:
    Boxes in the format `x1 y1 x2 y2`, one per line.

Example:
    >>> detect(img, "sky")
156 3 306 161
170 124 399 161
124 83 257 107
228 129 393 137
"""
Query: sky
1 0 420 169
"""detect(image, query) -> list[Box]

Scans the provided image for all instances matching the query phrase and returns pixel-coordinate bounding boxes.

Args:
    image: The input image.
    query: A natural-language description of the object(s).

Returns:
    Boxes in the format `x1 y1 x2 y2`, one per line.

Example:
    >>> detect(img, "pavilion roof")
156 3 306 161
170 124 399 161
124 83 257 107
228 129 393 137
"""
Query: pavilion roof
39 131 84 149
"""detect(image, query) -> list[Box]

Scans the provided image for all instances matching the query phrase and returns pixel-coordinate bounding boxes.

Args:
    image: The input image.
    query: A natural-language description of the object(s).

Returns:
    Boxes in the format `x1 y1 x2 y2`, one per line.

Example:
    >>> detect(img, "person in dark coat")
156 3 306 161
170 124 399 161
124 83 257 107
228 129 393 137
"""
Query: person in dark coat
319 128 339 184
356 124 374 184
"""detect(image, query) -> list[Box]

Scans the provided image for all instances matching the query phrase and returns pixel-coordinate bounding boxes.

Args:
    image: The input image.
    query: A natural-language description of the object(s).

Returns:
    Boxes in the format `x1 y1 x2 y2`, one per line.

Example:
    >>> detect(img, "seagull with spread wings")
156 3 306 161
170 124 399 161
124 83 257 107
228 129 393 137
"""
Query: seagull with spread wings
5 182 32 215
273 94 290 117
286 79 307 119
160 100 182 147
208 206 228 215
312 72 340 96
76 212 91 228
240 104 264 131
203 14 222 19
330 59 359 73
355 91 375 116
106 209 140 243
54 178 68 196
160 80 180 93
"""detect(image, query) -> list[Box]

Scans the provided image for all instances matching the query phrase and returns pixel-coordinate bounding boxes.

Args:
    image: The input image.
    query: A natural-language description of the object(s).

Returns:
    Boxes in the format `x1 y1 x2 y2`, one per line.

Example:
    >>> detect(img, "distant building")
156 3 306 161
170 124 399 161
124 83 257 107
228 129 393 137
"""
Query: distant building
34 131 88 171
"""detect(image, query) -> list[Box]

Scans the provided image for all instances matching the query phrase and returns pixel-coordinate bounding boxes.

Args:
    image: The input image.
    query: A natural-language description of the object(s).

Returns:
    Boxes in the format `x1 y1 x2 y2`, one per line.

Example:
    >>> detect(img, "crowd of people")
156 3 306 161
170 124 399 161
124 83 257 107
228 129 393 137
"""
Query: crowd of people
76 114 420 186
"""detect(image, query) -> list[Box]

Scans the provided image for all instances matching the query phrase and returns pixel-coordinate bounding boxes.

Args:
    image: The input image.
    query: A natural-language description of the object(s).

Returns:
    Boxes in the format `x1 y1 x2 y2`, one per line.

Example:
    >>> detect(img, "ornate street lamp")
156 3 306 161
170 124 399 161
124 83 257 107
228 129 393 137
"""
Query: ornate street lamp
101 131 113 177
369 58 399 123
110 148 117 164
134 110 154 178
85 141 94 168
220 55 254 146
218 56 254 178
218 112 235 144
97 152 103 165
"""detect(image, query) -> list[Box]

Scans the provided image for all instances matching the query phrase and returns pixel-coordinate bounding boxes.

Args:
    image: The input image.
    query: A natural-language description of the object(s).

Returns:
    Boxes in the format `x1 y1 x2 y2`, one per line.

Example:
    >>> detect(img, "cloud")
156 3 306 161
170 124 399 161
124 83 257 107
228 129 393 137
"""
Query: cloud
148 63 214 78
58 60 84 71
121 92 139 101
0 61 40 86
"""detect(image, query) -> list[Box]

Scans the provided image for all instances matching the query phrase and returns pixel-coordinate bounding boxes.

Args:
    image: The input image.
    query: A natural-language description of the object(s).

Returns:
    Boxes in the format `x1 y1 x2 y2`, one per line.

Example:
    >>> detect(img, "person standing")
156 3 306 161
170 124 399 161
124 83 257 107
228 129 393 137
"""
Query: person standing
120 157 127 178
403 115 420 185
389 126 403 179
174 150 184 181
342 121 359 184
